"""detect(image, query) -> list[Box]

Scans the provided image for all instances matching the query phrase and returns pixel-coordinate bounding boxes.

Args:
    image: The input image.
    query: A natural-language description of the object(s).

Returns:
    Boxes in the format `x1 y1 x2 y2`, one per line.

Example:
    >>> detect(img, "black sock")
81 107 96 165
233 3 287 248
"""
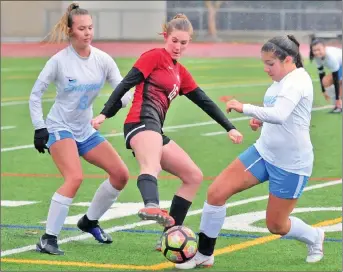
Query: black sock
137 174 159 206
198 232 217 256
42 233 57 239
164 195 192 232
83 214 98 227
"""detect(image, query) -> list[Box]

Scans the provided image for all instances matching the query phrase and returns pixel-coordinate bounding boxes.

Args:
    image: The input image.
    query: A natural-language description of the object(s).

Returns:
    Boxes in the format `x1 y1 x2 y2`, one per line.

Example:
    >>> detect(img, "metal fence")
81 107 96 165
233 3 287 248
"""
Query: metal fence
43 8 341 40
2 1 342 42
166 1 342 32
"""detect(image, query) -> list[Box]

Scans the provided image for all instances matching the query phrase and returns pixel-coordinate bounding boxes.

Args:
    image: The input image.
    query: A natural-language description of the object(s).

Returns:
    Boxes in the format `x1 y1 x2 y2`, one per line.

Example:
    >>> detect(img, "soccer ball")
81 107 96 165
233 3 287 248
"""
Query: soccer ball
161 225 198 264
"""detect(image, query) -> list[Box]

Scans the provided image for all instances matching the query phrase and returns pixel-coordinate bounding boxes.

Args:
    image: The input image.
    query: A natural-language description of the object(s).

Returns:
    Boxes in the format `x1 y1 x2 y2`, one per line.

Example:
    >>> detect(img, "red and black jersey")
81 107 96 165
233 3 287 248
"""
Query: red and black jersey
126 48 197 125
101 49 236 132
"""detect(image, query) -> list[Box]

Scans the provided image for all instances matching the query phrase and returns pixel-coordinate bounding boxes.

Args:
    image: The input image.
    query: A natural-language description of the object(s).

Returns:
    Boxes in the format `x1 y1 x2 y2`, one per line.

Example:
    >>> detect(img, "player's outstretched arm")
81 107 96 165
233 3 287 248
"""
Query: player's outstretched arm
227 97 298 125
106 56 133 109
29 58 57 154
100 67 144 118
185 87 243 144
185 87 235 131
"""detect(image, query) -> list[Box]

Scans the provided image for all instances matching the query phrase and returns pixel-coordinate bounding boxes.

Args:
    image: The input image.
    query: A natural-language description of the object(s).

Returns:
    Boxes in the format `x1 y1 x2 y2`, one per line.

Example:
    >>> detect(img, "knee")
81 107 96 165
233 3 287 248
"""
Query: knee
109 165 129 190
64 174 83 193
266 218 288 235
322 76 332 88
140 163 162 177
183 168 203 187
207 183 227 206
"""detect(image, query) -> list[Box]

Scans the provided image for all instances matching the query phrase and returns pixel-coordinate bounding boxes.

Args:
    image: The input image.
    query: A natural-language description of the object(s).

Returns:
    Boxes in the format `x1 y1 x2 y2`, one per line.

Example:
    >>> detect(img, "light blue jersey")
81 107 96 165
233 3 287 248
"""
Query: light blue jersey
314 46 342 74
243 68 314 177
29 45 132 142
239 68 314 199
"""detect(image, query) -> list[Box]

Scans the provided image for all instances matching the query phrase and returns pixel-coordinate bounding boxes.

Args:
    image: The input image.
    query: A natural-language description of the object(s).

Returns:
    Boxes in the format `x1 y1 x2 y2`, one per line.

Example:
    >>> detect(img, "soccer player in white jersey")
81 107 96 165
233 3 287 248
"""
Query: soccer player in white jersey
309 36 342 113
176 35 325 269
29 3 132 255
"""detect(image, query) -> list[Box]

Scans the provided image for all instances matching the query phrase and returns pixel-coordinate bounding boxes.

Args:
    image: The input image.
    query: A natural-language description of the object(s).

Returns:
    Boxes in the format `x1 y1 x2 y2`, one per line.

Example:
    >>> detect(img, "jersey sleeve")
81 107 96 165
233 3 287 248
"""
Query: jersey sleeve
243 80 305 124
29 80 49 130
277 81 303 106
326 54 340 72
37 57 58 84
133 49 160 79
179 65 198 95
105 55 123 89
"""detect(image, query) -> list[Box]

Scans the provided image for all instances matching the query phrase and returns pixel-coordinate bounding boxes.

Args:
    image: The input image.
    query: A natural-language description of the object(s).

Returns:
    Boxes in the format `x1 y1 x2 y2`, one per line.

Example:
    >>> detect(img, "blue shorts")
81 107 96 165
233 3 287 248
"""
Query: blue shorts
338 65 342 80
238 145 309 199
46 130 106 156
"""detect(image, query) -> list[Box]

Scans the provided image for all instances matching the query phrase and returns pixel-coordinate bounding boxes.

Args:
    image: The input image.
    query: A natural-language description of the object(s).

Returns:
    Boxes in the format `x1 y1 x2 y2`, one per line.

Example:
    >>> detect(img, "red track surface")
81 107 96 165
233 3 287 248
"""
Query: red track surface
1 41 312 58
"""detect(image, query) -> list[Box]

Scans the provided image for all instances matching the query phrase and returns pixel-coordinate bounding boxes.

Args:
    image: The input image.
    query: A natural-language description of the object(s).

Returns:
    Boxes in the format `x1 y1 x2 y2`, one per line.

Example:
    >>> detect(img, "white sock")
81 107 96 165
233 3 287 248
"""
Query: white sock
199 201 226 238
283 216 319 245
86 179 121 221
46 192 73 236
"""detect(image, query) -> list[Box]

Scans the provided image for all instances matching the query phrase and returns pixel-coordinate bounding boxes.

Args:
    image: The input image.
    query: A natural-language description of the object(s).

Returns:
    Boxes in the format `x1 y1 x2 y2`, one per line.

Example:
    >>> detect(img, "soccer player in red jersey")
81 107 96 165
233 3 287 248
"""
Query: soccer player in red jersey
92 14 243 249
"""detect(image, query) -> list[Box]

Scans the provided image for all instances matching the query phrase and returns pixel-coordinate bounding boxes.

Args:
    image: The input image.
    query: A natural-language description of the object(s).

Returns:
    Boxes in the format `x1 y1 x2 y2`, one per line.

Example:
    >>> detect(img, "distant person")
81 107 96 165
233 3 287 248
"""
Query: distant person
309 36 342 113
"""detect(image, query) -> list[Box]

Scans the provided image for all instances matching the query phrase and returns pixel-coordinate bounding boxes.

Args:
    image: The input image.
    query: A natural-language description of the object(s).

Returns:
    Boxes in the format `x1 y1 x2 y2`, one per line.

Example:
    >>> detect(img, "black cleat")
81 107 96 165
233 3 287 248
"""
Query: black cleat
77 215 113 244
36 235 64 255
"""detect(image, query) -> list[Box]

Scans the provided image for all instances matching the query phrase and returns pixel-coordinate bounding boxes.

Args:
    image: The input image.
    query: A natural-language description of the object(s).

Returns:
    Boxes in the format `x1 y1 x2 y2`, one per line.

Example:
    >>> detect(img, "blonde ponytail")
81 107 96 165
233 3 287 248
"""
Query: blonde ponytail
42 2 89 44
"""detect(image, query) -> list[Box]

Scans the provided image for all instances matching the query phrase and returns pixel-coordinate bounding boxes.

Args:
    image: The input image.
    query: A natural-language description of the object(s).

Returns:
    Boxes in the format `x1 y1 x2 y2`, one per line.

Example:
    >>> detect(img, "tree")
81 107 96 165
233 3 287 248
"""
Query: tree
205 1 224 40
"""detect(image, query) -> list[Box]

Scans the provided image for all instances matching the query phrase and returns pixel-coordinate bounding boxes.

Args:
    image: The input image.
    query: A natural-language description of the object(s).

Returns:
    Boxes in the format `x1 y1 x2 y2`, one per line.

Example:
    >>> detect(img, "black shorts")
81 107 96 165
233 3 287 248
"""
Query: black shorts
123 118 171 150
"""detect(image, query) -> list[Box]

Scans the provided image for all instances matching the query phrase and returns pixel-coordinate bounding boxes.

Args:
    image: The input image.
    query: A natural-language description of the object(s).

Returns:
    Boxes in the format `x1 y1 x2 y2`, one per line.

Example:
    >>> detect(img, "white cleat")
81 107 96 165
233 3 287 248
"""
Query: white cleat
306 228 325 263
175 251 214 269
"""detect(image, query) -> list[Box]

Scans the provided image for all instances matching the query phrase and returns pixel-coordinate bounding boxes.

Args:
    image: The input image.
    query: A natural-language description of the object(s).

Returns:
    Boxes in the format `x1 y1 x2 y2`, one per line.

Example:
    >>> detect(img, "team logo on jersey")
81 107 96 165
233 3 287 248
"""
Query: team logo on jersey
66 77 77 83
176 75 180 82
168 84 179 101
263 96 277 106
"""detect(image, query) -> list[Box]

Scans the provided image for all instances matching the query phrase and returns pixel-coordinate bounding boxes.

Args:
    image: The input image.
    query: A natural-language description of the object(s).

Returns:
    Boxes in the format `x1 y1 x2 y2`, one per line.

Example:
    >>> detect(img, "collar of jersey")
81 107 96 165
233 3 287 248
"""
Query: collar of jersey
69 44 92 60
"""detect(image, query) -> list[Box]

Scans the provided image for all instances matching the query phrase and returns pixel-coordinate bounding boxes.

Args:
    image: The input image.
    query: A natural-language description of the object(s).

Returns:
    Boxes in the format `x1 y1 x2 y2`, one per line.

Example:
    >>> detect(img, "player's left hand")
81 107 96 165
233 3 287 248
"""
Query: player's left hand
228 129 243 144
91 114 106 130
226 99 243 113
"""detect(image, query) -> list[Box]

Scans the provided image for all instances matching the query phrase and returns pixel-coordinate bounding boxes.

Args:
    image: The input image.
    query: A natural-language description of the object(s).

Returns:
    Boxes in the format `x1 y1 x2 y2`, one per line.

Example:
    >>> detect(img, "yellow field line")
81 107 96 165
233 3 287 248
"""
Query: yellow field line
150 217 342 270
0 258 151 270
1 217 341 270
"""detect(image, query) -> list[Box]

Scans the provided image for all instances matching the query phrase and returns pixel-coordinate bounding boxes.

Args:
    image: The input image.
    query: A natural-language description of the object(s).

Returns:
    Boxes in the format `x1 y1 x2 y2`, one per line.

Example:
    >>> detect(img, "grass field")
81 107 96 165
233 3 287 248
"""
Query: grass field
1 56 342 271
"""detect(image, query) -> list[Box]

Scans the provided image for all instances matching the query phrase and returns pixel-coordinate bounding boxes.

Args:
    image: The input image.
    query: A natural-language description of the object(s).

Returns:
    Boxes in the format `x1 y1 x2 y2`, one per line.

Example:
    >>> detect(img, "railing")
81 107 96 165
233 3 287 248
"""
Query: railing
7 6 343 42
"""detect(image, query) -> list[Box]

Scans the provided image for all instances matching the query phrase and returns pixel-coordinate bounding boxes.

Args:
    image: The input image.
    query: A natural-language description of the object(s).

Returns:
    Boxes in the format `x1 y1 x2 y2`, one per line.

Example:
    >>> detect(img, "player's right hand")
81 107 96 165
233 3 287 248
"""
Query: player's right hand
228 129 243 144
34 128 49 154
91 114 106 130
249 118 262 131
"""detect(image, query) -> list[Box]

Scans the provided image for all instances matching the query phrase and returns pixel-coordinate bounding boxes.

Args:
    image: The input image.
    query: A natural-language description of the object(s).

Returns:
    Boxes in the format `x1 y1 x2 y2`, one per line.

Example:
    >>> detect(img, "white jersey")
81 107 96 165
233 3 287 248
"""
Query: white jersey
29 45 132 142
314 46 342 72
243 68 314 176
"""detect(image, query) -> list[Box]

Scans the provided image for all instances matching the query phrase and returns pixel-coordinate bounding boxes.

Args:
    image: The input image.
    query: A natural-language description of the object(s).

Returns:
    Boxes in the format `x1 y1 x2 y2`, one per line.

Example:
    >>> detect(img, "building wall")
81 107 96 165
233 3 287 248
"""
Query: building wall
1 1 62 40
1 1 167 41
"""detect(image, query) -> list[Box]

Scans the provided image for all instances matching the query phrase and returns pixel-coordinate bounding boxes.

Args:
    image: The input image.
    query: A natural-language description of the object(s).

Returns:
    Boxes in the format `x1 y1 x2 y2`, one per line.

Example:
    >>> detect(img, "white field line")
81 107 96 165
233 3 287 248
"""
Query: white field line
1 79 320 107
202 105 334 136
0 105 332 153
1 126 16 130
1 83 264 107
1 179 341 257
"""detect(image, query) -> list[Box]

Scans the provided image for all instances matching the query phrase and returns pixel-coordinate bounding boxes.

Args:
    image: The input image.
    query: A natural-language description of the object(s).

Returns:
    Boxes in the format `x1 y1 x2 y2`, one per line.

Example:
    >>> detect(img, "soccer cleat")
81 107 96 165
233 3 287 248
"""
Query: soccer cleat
330 107 342 113
306 228 325 263
138 208 175 228
175 251 214 269
36 235 64 255
77 215 113 244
